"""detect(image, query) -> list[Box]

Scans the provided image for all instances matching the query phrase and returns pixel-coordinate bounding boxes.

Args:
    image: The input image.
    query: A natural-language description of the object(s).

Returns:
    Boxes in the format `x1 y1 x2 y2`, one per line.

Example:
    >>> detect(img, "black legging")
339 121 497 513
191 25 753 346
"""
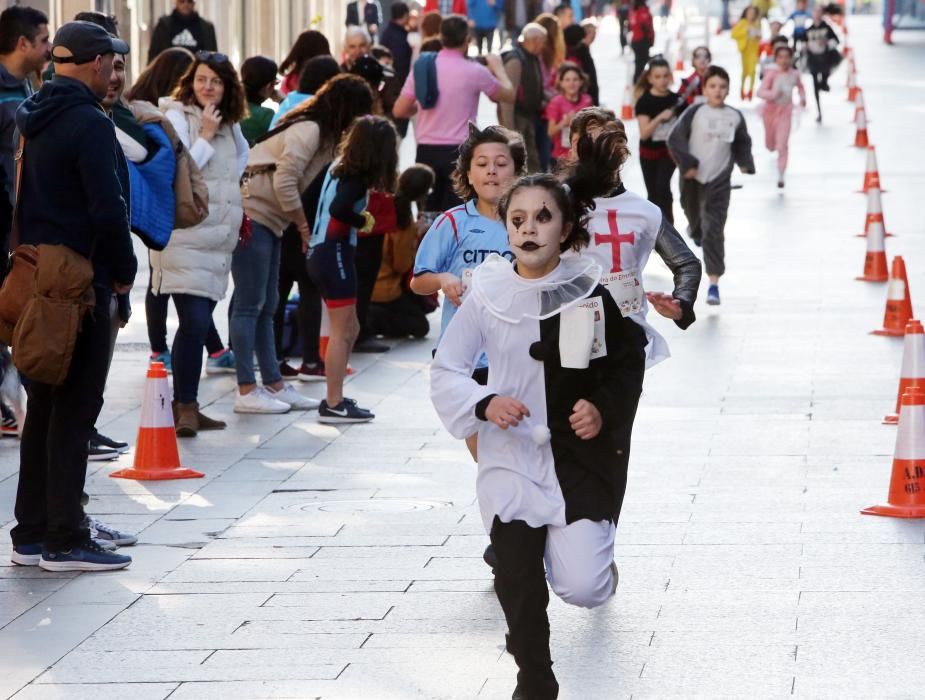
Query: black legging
631 40 652 83
355 234 385 339
640 154 676 224
273 224 322 366
807 54 831 118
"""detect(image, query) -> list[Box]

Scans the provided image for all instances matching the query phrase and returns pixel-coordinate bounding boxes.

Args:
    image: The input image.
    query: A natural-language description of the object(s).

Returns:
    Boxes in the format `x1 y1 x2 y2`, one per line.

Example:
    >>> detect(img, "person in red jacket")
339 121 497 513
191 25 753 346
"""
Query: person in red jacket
424 0 467 15
628 0 654 82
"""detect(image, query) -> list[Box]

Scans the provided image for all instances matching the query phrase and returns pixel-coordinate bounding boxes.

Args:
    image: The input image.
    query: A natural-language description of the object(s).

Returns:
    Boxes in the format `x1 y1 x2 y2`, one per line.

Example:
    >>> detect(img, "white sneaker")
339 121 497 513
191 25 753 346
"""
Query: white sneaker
267 384 321 410
234 388 291 414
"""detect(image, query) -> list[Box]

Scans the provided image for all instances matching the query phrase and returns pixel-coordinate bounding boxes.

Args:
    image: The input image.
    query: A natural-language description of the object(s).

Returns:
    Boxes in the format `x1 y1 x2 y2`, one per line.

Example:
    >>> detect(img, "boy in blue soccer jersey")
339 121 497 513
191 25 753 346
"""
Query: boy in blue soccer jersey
411 122 525 449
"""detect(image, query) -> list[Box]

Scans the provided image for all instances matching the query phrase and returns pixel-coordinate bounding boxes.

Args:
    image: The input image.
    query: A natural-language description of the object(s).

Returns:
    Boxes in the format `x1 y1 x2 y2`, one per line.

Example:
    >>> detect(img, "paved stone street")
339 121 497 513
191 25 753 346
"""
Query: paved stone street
1 14 924 700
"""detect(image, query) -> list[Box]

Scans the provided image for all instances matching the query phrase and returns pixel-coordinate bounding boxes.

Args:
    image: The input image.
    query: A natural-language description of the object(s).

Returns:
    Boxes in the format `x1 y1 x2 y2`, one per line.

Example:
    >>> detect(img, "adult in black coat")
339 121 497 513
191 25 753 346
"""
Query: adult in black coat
147 0 217 64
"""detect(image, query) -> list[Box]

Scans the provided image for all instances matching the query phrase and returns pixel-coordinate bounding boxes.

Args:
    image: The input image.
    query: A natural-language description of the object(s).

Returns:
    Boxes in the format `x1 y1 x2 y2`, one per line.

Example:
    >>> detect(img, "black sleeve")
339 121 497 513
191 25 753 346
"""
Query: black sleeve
202 20 218 52
588 289 647 431
634 92 654 118
147 18 170 64
666 105 699 173
653 215 701 329
731 110 755 174
328 175 368 229
77 118 136 285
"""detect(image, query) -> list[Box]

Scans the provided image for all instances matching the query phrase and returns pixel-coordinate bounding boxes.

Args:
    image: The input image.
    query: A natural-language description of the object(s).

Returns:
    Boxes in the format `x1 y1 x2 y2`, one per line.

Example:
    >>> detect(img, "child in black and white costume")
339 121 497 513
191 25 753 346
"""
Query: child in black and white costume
430 133 647 700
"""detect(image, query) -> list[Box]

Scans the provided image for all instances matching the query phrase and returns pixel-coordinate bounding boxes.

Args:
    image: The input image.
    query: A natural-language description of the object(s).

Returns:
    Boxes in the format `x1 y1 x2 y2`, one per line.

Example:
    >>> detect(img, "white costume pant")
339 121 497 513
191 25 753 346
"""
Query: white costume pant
544 518 617 609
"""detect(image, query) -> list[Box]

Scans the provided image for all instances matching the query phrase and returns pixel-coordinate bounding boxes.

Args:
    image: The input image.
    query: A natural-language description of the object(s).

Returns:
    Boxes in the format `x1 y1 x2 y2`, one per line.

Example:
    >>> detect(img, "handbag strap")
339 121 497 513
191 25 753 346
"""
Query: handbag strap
9 134 24 251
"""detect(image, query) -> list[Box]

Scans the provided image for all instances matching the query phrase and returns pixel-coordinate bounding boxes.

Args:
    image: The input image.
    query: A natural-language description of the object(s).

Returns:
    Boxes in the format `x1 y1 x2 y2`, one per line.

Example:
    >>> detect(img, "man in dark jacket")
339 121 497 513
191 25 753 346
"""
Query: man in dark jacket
10 21 137 572
346 0 384 41
0 6 49 254
147 0 217 63
499 23 546 172
379 2 412 138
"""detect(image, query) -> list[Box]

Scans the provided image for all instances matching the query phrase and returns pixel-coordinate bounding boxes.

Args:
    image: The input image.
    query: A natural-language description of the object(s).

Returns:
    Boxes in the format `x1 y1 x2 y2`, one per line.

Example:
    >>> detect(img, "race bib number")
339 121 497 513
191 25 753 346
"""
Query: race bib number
653 117 676 142
602 269 644 317
706 115 736 143
560 124 571 148
576 296 607 359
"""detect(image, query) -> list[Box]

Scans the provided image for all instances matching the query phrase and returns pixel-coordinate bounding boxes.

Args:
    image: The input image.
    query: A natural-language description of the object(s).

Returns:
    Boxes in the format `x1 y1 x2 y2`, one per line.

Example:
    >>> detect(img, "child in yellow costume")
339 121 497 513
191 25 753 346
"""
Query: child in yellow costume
731 6 762 100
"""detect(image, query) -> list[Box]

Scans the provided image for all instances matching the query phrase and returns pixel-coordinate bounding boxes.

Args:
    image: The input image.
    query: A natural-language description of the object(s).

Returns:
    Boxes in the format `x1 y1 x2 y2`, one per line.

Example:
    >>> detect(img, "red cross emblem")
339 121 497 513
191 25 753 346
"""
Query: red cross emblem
593 210 636 273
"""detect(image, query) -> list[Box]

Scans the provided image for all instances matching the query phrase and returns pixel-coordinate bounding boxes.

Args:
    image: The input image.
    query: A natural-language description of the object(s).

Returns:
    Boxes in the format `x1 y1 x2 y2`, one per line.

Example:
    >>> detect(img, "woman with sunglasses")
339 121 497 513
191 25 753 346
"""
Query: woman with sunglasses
150 51 249 437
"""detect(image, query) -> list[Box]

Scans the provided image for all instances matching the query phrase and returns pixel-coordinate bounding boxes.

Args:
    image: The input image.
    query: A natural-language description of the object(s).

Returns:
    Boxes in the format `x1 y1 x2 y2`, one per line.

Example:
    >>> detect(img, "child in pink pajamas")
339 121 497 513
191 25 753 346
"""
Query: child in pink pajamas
758 44 806 189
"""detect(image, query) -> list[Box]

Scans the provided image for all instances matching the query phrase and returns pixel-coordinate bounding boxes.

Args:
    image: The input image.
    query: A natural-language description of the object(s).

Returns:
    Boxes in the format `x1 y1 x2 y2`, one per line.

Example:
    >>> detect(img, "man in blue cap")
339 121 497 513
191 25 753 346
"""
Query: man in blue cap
9 20 137 572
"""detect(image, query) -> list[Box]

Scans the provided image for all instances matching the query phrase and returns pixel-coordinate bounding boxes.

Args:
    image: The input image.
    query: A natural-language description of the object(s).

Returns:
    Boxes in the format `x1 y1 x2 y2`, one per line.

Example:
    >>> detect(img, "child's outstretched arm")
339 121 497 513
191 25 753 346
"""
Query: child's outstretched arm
430 297 497 439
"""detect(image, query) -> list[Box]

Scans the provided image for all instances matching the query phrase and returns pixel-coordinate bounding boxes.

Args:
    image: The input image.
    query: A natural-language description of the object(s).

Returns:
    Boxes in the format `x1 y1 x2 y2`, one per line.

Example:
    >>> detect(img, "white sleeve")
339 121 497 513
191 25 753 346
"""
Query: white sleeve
232 123 249 177
429 296 495 440
165 108 214 170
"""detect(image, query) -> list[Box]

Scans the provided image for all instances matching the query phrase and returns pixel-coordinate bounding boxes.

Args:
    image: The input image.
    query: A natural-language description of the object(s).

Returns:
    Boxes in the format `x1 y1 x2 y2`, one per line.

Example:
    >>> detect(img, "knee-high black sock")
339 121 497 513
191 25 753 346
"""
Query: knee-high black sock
490 517 559 700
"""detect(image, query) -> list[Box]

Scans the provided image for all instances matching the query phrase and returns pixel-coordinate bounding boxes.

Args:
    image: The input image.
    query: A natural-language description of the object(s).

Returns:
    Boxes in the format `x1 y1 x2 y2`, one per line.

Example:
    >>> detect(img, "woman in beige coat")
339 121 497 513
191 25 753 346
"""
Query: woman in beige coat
232 74 375 413
151 52 248 436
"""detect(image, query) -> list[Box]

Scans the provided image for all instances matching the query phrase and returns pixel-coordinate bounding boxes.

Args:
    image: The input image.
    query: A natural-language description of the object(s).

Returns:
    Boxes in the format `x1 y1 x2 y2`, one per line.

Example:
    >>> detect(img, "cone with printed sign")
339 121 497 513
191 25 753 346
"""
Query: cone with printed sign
853 103 869 148
110 362 203 480
862 387 925 518
620 81 634 120
857 187 891 238
883 320 925 424
858 146 884 193
856 218 888 282
873 258 913 337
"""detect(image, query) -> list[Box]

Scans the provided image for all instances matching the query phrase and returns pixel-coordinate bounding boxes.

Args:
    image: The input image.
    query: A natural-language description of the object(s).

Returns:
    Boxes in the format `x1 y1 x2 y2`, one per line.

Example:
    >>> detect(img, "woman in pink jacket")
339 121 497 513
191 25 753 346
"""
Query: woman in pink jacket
758 44 806 189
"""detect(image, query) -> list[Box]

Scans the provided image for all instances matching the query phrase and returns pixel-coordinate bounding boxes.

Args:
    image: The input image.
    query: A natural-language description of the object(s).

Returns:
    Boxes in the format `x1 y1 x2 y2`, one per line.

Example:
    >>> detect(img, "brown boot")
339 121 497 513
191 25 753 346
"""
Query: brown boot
175 402 199 438
196 406 226 430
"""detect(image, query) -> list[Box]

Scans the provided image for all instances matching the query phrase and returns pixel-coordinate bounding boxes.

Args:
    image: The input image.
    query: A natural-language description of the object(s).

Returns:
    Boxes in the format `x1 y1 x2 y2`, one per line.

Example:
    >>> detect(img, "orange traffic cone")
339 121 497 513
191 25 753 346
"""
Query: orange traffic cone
845 57 854 89
319 303 330 362
853 103 869 148
857 218 888 282
858 145 884 193
851 88 865 123
857 187 891 238
674 28 685 71
620 81 634 120
883 320 925 424
847 64 859 102
862 386 925 518
110 362 204 481
873 257 914 337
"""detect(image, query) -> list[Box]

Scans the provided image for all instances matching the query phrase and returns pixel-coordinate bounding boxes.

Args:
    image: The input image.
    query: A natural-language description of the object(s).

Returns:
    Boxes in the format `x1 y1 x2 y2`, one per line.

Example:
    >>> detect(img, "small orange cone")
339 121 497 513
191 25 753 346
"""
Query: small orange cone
858 146 884 193
319 303 330 361
857 187 891 238
883 320 925 424
862 386 925 518
845 57 854 89
674 28 685 71
847 64 859 102
851 88 865 123
873 258 914 337
856 218 888 282
110 362 204 481
853 103 869 148
620 82 634 120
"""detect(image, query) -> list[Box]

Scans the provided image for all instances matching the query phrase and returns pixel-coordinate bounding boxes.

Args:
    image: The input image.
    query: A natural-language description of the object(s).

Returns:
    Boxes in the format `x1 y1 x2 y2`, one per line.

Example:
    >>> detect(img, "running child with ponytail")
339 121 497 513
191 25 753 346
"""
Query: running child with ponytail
430 133 648 700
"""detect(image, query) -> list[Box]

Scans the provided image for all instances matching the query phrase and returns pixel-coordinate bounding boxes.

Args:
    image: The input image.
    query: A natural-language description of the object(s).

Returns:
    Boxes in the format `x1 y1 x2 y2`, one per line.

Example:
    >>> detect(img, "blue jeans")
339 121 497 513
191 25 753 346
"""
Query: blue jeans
230 220 282 386
171 294 217 403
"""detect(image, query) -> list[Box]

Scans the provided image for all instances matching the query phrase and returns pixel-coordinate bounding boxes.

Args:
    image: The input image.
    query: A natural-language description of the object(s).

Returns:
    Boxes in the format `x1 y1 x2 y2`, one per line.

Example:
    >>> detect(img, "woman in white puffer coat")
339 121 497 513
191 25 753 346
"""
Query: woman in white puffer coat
151 51 249 438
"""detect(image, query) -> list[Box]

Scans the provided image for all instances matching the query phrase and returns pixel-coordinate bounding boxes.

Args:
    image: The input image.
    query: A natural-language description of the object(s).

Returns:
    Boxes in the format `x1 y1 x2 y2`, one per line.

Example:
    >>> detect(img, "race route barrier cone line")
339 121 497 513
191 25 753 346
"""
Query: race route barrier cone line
858 145 884 193
862 387 925 518
858 186 892 238
873 257 913 337
111 362 204 480
883 320 925 425
853 103 869 148
857 218 888 282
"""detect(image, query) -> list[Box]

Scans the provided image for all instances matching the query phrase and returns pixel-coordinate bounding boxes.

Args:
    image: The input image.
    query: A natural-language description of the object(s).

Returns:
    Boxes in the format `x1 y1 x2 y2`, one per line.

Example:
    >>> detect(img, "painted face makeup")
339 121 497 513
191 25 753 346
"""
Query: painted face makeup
506 187 569 279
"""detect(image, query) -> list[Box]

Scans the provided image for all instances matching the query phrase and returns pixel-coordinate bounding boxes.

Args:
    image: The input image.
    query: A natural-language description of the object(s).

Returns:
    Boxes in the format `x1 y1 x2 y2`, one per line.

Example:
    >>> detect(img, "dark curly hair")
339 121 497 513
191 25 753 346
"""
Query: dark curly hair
498 132 627 253
172 54 247 123
452 123 527 202
125 47 194 104
331 115 399 193
277 73 374 144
